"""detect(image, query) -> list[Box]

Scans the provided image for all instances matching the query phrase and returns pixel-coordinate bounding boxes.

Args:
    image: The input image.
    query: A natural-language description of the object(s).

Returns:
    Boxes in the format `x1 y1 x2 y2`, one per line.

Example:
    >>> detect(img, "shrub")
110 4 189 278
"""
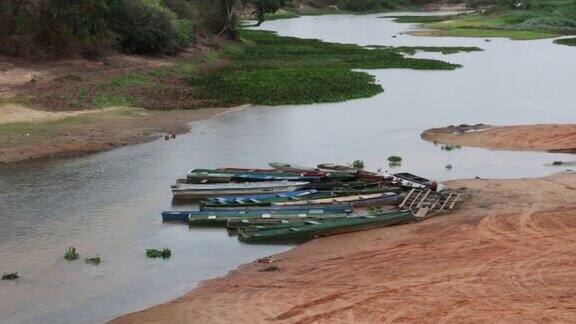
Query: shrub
85 256 101 265
2 272 19 280
146 248 172 259
110 0 182 55
352 160 365 169
64 247 79 261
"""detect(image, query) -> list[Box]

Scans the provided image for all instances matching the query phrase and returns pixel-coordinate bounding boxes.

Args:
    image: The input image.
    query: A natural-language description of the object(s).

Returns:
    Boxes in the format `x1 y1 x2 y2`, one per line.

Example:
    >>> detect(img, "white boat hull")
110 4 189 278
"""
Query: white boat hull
172 182 308 200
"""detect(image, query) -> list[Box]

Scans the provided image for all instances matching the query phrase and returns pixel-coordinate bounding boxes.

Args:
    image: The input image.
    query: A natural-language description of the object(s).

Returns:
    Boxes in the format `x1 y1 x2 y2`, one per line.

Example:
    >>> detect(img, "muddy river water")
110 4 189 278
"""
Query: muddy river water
1 12 575 323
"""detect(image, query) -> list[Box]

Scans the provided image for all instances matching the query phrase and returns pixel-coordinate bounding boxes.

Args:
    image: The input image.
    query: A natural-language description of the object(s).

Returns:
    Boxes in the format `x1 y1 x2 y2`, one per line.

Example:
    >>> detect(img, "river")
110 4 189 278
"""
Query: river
1 12 575 324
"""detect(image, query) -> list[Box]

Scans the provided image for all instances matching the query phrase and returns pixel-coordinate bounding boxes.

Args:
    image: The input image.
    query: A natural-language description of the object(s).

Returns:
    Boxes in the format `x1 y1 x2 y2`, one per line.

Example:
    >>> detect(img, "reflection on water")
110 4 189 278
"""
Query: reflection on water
1 13 576 324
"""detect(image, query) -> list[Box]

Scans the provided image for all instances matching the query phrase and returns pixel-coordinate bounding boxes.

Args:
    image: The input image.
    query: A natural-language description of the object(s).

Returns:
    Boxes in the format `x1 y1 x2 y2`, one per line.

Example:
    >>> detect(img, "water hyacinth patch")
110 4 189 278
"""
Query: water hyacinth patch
64 247 79 261
441 145 462 151
388 155 402 167
2 272 19 280
85 256 101 265
146 248 172 259
352 160 365 169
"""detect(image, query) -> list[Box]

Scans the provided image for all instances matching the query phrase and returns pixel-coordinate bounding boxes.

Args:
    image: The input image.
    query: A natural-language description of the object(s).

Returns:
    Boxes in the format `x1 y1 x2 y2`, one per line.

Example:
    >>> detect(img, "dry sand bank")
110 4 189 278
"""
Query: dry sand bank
0 106 247 164
422 124 576 153
114 172 576 323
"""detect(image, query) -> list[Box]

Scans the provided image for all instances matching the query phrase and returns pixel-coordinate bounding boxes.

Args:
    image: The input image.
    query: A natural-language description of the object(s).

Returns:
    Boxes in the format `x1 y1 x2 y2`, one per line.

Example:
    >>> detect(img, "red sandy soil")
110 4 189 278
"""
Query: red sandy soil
114 172 576 323
421 124 576 153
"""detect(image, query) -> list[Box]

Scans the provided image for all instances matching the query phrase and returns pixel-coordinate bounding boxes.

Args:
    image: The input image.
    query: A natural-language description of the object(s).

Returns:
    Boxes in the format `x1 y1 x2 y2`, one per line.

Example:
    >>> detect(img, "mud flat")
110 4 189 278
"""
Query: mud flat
114 172 576 323
421 124 576 153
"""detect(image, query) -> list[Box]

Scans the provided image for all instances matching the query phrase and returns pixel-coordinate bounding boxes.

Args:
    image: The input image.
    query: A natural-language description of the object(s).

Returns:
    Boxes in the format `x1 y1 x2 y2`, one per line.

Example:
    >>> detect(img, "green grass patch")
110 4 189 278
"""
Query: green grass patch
186 30 463 107
554 37 576 46
420 27 557 40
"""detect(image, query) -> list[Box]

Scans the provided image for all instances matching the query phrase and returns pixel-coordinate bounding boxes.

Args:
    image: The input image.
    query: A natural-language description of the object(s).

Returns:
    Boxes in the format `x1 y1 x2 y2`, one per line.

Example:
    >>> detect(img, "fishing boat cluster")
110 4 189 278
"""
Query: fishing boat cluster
163 162 462 243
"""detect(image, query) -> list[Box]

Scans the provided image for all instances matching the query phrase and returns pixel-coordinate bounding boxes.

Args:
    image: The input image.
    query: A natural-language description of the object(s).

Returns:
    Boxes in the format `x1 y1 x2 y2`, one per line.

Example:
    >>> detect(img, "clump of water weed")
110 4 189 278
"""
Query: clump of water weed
64 247 79 261
445 164 453 169
146 248 171 259
2 272 19 280
352 160 365 169
85 256 101 265
441 145 462 151
552 161 564 166
388 155 402 167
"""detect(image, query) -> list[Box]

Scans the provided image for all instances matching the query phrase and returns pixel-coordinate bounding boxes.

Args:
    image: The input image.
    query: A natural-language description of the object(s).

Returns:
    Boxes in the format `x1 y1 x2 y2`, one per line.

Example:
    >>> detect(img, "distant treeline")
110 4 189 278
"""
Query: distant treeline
289 0 463 11
0 0 238 58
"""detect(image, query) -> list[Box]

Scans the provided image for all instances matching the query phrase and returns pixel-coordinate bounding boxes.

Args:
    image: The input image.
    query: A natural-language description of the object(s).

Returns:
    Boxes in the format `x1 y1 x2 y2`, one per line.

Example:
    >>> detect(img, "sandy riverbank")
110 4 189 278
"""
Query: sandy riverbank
0 105 247 164
421 124 576 153
114 172 576 323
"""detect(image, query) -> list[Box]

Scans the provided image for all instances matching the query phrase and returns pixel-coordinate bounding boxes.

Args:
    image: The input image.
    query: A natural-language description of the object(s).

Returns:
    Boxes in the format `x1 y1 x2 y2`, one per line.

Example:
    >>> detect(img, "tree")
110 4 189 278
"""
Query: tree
252 0 281 26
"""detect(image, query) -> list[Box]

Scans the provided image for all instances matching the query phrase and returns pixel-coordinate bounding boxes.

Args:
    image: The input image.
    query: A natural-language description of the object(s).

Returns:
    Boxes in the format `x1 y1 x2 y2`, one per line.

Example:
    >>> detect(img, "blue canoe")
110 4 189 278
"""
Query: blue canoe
162 206 353 222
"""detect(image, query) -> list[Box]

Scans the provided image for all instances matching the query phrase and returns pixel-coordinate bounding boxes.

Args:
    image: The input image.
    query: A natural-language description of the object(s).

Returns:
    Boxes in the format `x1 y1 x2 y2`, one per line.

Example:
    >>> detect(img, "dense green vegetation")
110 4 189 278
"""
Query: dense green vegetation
31 30 478 110
0 0 240 58
554 37 576 45
146 248 172 259
394 0 576 40
185 30 463 106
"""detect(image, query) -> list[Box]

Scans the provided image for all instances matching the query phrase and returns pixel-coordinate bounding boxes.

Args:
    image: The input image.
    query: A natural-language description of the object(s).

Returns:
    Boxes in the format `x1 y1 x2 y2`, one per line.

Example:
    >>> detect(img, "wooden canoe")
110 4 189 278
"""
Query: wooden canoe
238 210 414 243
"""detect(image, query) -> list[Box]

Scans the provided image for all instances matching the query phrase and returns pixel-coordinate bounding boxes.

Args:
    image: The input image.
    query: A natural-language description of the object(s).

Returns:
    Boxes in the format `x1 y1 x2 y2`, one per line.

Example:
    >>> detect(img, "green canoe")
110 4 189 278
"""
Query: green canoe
188 212 351 227
238 210 414 243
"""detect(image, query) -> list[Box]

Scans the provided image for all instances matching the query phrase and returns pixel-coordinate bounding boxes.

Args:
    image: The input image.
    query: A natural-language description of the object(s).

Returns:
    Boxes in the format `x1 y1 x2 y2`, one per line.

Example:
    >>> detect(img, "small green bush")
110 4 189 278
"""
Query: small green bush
64 247 80 261
85 256 101 265
441 145 462 151
387 155 402 165
352 160 365 169
146 248 172 259
2 272 19 280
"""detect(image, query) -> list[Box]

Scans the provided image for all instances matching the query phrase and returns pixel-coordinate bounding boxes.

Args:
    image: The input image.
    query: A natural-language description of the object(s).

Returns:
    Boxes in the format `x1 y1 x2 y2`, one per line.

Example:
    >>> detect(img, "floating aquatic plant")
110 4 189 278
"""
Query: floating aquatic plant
445 164 453 169
85 256 101 265
441 145 462 151
146 248 172 259
64 247 79 261
352 160 365 169
388 155 402 167
552 161 564 166
2 272 19 280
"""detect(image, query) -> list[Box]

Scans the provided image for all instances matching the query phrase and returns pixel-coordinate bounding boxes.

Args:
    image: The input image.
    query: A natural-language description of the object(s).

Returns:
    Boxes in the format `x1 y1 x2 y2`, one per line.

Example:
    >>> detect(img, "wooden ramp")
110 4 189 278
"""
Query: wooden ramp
400 189 461 220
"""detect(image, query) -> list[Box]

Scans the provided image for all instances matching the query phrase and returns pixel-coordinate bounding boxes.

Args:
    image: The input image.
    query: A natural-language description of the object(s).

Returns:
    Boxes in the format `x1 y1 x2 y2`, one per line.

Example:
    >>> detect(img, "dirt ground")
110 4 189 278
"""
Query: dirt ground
421 124 576 153
113 172 576 323
0 49 236 164
0 105 246 164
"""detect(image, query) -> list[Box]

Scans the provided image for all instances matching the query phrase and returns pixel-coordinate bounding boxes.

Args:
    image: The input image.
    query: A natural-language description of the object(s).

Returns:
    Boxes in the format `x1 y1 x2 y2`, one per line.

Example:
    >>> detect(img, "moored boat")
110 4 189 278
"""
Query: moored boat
163 206 353 222
238 210 414 243
393 173 435 189
273 192 401 208
317 163 358 173
269 162 316 173
188 212 351 226
201 202 353 212
171 181 308 200
200 190 336 208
